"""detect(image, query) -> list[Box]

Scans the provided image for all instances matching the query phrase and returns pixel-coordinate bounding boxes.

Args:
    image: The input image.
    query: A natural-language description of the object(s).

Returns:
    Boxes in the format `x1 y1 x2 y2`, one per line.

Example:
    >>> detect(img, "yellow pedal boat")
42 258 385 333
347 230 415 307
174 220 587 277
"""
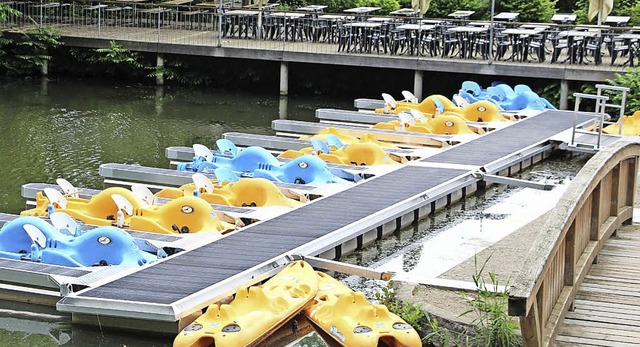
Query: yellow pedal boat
299 127 399 149
603 111 640 136
174 260 318 347
21 187 235 234
155 176 304 208
304 272 421 347
376 94 510 123
372 114 478 135
278 142 402 166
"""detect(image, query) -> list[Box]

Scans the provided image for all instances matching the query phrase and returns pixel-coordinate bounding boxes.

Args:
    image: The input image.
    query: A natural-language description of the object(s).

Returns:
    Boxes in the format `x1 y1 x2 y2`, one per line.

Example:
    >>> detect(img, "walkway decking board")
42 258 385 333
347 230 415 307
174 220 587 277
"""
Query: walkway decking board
557 225 640 346
64 165 467 307
422 110 587 168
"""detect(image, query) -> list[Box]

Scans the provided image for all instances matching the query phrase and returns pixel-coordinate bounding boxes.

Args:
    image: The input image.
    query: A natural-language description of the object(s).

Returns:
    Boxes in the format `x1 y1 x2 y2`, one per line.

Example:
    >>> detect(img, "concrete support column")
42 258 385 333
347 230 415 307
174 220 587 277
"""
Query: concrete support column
279 96 288 119
560 79 569 110
279 62 288 96
156 54 164 86
413 70 423 101
41 60 48 76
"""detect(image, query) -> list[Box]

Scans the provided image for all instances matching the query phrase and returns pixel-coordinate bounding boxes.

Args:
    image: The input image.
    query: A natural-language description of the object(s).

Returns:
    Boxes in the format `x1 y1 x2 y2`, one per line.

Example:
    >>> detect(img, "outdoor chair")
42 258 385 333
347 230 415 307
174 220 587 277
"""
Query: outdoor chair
527 34 546 62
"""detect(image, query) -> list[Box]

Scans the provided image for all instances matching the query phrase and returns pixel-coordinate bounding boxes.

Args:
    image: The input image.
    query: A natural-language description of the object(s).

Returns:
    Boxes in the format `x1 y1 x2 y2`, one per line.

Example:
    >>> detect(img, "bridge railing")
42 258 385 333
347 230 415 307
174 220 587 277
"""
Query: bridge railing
508 139 639 347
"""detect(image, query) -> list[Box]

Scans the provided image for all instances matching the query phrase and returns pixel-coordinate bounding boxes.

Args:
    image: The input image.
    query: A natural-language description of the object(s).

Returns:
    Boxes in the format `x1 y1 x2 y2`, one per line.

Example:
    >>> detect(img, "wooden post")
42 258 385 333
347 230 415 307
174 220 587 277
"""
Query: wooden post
564 222 575 286
610 163 620 216
590 183 601 241
626 157 637 207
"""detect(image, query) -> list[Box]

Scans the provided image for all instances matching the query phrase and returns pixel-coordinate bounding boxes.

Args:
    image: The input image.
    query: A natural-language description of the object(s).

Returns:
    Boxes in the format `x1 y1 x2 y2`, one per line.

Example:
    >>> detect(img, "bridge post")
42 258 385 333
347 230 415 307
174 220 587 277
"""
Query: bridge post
156 54 164 86
279 96 288 119
560 79 569 110
280 62 288 96
413 70 423 101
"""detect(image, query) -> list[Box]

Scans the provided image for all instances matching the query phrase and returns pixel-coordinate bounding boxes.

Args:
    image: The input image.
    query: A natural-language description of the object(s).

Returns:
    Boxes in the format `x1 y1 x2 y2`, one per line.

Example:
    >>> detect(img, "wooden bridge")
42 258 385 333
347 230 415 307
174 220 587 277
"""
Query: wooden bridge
508 139 640 347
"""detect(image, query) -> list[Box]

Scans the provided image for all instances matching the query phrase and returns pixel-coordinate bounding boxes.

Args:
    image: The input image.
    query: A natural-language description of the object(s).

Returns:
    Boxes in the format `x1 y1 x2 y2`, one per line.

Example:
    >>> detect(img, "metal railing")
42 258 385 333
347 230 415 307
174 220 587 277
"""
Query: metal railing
1 1 639 68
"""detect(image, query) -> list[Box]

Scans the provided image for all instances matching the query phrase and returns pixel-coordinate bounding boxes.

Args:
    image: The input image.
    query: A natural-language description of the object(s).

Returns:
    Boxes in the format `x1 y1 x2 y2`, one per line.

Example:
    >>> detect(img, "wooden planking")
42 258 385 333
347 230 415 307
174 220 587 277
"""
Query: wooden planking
557 225 640 346
575 198 592 260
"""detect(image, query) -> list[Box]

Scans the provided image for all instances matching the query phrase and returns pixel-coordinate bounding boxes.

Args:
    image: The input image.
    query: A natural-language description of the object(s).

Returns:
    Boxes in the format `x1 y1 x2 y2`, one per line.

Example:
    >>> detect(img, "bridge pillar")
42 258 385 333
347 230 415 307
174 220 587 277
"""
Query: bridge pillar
279 96 288 119
560 79 569 110
156 54 164 86
413 70 423 101
279 62 288 96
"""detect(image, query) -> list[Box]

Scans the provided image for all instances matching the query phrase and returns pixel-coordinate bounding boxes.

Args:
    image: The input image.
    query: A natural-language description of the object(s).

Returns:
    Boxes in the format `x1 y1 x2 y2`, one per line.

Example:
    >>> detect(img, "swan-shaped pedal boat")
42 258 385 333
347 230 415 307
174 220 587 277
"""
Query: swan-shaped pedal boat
176 141 353 185
174 260 318 347
303 271 421 347
455 81 556 111
0 214 157 267
278 135 402 166
21 186 234 235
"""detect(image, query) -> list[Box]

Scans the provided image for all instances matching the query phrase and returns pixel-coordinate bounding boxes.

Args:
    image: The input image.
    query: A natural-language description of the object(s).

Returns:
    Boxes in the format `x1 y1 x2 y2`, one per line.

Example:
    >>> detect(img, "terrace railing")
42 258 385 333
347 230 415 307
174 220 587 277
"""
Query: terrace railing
1 1 639 68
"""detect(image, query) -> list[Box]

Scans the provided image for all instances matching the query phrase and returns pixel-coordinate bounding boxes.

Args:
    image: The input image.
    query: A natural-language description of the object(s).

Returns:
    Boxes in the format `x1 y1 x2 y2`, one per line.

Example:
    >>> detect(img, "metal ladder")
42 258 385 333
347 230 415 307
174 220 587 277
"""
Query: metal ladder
567 84 630 153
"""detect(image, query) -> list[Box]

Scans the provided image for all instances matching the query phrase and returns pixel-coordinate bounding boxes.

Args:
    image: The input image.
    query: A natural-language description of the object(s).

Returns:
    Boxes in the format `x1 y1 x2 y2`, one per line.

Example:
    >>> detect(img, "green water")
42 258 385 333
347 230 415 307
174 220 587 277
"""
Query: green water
0 79 352 346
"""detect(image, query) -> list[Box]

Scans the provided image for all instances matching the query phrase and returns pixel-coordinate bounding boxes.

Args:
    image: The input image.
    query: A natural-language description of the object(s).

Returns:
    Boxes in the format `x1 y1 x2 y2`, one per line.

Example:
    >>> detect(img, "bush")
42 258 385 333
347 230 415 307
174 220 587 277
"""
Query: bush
497 0 556 23
605 68 640 115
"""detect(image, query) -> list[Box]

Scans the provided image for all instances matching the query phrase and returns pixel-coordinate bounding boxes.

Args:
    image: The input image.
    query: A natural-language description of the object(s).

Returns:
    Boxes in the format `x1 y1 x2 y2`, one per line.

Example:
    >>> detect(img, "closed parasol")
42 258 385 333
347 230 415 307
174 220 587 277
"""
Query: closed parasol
588 0 614 25
411 0 430 17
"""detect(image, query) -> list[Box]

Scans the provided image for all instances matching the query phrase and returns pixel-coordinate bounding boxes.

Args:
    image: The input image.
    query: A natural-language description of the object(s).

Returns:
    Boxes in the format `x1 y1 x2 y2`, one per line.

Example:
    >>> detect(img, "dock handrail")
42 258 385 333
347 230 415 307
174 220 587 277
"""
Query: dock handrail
507 139 639 347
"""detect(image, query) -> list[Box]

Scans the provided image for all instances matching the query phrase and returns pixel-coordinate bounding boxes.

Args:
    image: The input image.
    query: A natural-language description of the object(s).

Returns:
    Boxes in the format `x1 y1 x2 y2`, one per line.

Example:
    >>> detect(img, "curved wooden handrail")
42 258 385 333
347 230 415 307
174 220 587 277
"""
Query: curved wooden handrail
508 139 640 347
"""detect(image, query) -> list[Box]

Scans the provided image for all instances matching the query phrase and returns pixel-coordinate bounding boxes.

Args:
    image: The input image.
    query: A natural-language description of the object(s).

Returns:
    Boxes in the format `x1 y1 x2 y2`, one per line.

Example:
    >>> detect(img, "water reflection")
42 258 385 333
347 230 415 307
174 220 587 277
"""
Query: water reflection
0 80 350 214
0 79 357 346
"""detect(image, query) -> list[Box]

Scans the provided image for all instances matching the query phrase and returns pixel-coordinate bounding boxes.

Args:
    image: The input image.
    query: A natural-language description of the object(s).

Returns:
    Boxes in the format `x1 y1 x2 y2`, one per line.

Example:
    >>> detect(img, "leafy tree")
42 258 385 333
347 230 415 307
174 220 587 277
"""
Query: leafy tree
0 25 61 76
604 68 640 114
1 3 19 23
426 0 488 20
496 0 556 23
318 0 400 14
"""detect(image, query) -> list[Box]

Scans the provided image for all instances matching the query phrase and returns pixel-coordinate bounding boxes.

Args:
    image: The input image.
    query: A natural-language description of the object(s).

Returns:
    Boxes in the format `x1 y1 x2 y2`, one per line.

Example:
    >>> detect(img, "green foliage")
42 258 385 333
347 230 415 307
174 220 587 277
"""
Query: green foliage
497 0 556 23
94 40 144 68
574 0 640 25
0 24 61 76
317 0 400 15
374 280 456 345
426 0 488 20
374 281 427 331
1 4 20 23
461 256 519 347
605 68 640 114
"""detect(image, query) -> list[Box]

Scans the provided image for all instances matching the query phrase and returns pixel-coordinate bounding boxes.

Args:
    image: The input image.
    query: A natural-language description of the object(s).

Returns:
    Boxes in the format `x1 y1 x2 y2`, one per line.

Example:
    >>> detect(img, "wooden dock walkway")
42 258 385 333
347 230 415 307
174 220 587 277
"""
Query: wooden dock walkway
556 224 640 347
54 110 594 332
